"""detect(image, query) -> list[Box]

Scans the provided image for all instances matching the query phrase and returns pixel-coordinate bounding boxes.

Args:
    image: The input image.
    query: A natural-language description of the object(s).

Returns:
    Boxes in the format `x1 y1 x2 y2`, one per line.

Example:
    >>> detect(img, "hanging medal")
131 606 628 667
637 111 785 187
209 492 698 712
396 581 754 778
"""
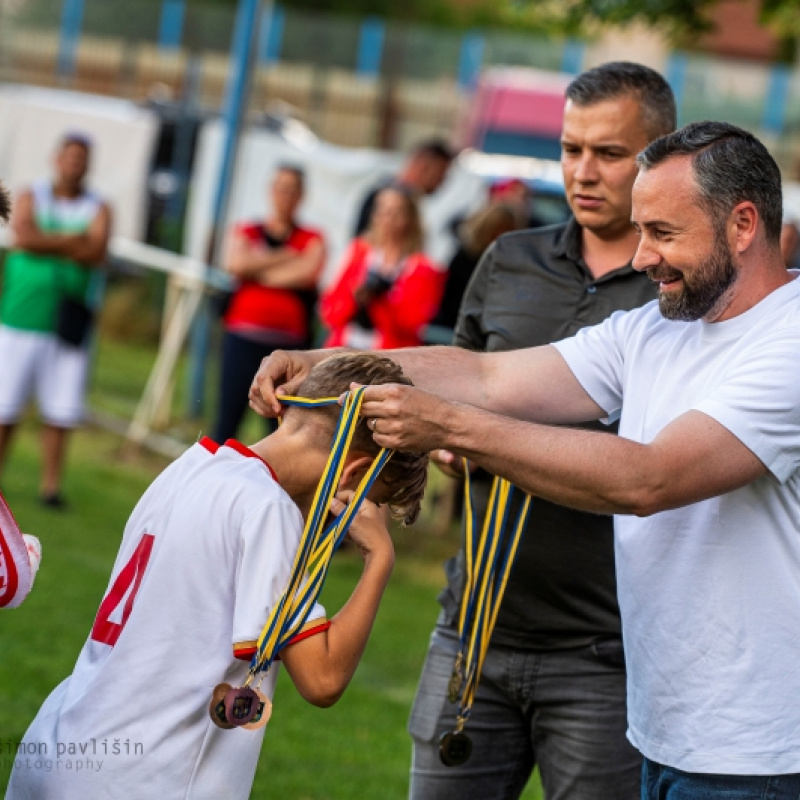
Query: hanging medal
209 682 272 730
242 689 272 730
209 683 234 730
440 464 531 767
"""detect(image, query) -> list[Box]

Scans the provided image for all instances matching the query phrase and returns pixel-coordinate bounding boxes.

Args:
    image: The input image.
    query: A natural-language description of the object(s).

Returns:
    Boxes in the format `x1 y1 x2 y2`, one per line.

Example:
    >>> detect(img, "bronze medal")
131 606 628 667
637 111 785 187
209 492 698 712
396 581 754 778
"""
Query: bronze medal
439 730 473 767
242 688 272 730
223 685 260 726
209 682 234 729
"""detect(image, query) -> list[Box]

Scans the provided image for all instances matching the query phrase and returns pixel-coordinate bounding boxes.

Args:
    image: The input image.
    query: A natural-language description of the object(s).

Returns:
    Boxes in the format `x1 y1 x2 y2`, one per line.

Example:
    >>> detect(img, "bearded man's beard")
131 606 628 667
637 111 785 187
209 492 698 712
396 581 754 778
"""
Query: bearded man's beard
650 232 738 321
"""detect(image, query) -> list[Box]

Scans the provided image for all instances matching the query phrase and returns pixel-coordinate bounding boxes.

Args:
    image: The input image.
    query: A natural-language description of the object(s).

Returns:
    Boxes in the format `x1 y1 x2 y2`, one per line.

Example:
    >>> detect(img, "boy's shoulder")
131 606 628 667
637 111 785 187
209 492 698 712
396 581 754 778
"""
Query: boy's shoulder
150 438 290 509
136 438 302 545
191 438 294 509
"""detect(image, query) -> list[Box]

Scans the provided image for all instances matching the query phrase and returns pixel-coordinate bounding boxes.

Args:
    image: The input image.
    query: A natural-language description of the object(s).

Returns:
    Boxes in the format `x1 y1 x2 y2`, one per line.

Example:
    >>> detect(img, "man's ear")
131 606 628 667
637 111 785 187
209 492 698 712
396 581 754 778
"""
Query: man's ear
729 201 759 254
339 453 373 491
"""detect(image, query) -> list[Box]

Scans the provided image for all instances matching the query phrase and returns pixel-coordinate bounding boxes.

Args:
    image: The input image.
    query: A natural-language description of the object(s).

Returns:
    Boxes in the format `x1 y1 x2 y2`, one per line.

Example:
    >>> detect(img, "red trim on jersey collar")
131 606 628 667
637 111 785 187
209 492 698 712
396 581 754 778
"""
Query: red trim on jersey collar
199 436 220 454
223 439 279 483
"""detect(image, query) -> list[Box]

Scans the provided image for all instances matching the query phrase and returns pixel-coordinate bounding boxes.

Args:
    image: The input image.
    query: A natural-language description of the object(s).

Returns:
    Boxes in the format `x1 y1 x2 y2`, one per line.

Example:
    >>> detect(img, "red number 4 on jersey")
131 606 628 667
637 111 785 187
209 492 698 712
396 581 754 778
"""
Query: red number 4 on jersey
91 534 154 646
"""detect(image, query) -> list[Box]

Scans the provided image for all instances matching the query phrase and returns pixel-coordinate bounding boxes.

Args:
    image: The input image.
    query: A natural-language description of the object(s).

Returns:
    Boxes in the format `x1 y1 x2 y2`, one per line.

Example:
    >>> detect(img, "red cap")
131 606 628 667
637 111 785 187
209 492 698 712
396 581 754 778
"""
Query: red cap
489 178 528 200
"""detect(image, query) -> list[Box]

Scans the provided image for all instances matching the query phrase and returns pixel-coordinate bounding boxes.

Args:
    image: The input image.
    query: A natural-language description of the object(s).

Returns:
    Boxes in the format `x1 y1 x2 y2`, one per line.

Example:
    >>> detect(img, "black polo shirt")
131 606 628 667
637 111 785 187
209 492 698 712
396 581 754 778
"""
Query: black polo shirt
442 217 658 650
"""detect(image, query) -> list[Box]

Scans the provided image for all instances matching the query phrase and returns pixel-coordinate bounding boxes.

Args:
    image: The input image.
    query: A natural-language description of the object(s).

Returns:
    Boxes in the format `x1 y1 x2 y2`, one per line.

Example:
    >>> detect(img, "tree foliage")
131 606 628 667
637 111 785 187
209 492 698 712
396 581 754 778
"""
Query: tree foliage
207 0 800 51
502 0 800 49
204 0 519 29
502 0 714 39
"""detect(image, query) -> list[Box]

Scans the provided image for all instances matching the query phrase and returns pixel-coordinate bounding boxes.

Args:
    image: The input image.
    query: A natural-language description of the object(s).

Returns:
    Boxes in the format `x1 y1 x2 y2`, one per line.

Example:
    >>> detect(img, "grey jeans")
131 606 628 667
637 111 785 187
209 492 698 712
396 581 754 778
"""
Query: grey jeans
408 624 641 800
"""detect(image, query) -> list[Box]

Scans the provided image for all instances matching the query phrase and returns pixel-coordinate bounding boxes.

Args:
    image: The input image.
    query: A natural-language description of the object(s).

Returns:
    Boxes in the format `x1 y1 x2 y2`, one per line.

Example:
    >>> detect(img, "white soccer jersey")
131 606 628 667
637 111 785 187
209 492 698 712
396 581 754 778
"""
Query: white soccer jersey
6 438 326 800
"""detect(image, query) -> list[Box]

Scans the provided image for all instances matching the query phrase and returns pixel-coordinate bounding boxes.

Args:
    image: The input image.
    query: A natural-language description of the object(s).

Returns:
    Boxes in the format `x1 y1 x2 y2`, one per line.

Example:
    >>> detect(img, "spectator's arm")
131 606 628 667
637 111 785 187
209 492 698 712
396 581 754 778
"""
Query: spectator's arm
318 242 364 330
255 238 325 289
224 228 298 280
368 259 445 343
11 190 80 257
12 192 111 268
66 202 112 266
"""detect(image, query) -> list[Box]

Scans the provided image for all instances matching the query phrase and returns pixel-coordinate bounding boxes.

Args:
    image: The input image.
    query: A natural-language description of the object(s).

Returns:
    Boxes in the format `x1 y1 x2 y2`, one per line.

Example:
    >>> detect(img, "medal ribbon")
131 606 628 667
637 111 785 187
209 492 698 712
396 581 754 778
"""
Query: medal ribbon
451 464 531 731
244 389 392 684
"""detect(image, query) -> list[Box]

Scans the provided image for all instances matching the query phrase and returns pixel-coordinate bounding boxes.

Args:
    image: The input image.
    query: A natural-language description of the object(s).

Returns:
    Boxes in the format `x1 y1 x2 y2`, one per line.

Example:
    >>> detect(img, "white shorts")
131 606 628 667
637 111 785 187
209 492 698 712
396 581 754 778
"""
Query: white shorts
0 326 89 428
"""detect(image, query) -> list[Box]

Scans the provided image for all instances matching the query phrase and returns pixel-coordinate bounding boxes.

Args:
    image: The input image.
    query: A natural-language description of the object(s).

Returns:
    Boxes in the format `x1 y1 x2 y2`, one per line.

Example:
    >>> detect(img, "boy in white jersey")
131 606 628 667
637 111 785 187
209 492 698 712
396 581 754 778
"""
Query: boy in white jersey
6 353 428 800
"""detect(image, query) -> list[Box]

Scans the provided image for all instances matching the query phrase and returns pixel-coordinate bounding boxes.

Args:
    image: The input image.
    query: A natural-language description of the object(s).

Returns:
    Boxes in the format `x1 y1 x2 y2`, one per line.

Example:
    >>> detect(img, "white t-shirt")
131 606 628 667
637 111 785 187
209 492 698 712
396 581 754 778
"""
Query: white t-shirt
554 273 800 774
6 439 325 800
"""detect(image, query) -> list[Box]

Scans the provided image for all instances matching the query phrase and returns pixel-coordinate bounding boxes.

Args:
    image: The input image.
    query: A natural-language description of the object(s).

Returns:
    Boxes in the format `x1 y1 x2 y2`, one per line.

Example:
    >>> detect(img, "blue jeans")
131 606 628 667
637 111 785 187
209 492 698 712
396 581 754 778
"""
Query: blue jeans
408 624 641 800
642 758 800 799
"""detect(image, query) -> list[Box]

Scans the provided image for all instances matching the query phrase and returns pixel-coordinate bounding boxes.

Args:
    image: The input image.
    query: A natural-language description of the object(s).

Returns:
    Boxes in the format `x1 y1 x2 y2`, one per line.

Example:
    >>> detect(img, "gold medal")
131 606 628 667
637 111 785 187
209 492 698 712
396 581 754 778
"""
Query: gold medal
439 730 473 767
242 688 272 730
209 682 234 729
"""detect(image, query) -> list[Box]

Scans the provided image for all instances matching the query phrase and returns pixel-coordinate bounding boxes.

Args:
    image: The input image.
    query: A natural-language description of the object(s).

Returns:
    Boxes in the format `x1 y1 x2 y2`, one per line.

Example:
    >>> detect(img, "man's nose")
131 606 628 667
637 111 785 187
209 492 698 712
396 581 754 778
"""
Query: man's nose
632 236 660 273
574 152 598 183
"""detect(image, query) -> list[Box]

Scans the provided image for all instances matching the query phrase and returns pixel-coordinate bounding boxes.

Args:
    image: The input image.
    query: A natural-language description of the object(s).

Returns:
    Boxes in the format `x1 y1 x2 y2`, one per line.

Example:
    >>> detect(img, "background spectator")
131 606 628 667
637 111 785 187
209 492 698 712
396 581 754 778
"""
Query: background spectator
353 139 455 237
430 200 525 334
780 218 799 267
212 165 325 443
0 133 112 509
488 177 552 229
321 186 444 350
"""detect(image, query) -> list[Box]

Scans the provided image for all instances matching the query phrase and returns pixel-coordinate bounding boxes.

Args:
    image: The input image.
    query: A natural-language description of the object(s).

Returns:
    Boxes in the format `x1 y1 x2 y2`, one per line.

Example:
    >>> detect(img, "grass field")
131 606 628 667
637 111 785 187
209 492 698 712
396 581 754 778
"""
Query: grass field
0 333 544 799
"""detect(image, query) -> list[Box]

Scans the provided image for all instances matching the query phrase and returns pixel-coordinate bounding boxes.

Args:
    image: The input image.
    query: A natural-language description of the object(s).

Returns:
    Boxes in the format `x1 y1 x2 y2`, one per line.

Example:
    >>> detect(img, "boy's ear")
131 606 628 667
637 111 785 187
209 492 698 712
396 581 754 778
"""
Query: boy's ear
339 453 373 491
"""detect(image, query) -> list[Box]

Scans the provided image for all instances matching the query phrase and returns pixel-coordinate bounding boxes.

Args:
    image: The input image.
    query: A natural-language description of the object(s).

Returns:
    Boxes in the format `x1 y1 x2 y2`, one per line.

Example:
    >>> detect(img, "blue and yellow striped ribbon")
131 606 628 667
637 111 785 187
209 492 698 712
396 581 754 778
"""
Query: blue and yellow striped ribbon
244 389 392 684
450 464 531 732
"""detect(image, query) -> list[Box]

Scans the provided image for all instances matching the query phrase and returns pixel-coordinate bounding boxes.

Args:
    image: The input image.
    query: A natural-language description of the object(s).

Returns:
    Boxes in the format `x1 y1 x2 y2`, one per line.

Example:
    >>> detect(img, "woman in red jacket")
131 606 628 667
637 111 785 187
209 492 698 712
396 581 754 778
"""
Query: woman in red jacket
320 186 444 350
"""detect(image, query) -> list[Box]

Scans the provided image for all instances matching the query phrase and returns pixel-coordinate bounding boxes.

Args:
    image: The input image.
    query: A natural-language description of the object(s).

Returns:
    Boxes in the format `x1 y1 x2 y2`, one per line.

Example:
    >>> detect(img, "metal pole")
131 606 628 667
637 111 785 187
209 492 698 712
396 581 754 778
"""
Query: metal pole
258 4 284 65
666 53 688 127
186 0 267 419
56 0 85 81
762 63 790 137
457 31 484 91
157 0 186 51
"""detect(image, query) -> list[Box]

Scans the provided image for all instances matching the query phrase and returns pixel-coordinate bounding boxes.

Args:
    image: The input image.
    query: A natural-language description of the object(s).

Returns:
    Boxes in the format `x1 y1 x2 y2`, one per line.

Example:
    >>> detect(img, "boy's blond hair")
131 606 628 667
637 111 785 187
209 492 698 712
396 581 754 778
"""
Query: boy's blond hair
288 353 429 525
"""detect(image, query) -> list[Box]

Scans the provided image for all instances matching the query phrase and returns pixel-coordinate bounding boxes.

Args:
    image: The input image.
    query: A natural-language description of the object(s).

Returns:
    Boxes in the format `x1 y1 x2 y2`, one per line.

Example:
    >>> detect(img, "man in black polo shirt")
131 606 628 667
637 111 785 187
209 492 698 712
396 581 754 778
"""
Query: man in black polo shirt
405 62 676 800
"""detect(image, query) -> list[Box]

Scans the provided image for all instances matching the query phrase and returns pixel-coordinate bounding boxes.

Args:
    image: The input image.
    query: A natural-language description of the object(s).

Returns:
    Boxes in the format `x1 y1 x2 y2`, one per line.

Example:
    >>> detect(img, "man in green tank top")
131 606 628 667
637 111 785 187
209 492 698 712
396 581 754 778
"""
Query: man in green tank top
0 133 112 508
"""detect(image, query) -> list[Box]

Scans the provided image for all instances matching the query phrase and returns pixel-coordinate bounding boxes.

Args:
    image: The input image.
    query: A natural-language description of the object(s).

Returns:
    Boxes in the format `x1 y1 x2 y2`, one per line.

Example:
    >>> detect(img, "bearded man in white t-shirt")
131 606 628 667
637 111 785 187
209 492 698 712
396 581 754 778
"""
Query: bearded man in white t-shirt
251 121 800 799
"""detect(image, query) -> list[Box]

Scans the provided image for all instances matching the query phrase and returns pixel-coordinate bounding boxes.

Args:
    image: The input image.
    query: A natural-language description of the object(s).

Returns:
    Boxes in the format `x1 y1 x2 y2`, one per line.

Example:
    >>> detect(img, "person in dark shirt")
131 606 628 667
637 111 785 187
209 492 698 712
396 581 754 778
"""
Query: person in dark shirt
429 201 524 335
353 139 454 237
405 60 676 800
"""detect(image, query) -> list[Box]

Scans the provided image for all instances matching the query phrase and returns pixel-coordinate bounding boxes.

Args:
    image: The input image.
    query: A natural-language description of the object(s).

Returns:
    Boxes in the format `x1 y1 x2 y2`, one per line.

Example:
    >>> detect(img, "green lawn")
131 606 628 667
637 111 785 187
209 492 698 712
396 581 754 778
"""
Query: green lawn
0 334 543 799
